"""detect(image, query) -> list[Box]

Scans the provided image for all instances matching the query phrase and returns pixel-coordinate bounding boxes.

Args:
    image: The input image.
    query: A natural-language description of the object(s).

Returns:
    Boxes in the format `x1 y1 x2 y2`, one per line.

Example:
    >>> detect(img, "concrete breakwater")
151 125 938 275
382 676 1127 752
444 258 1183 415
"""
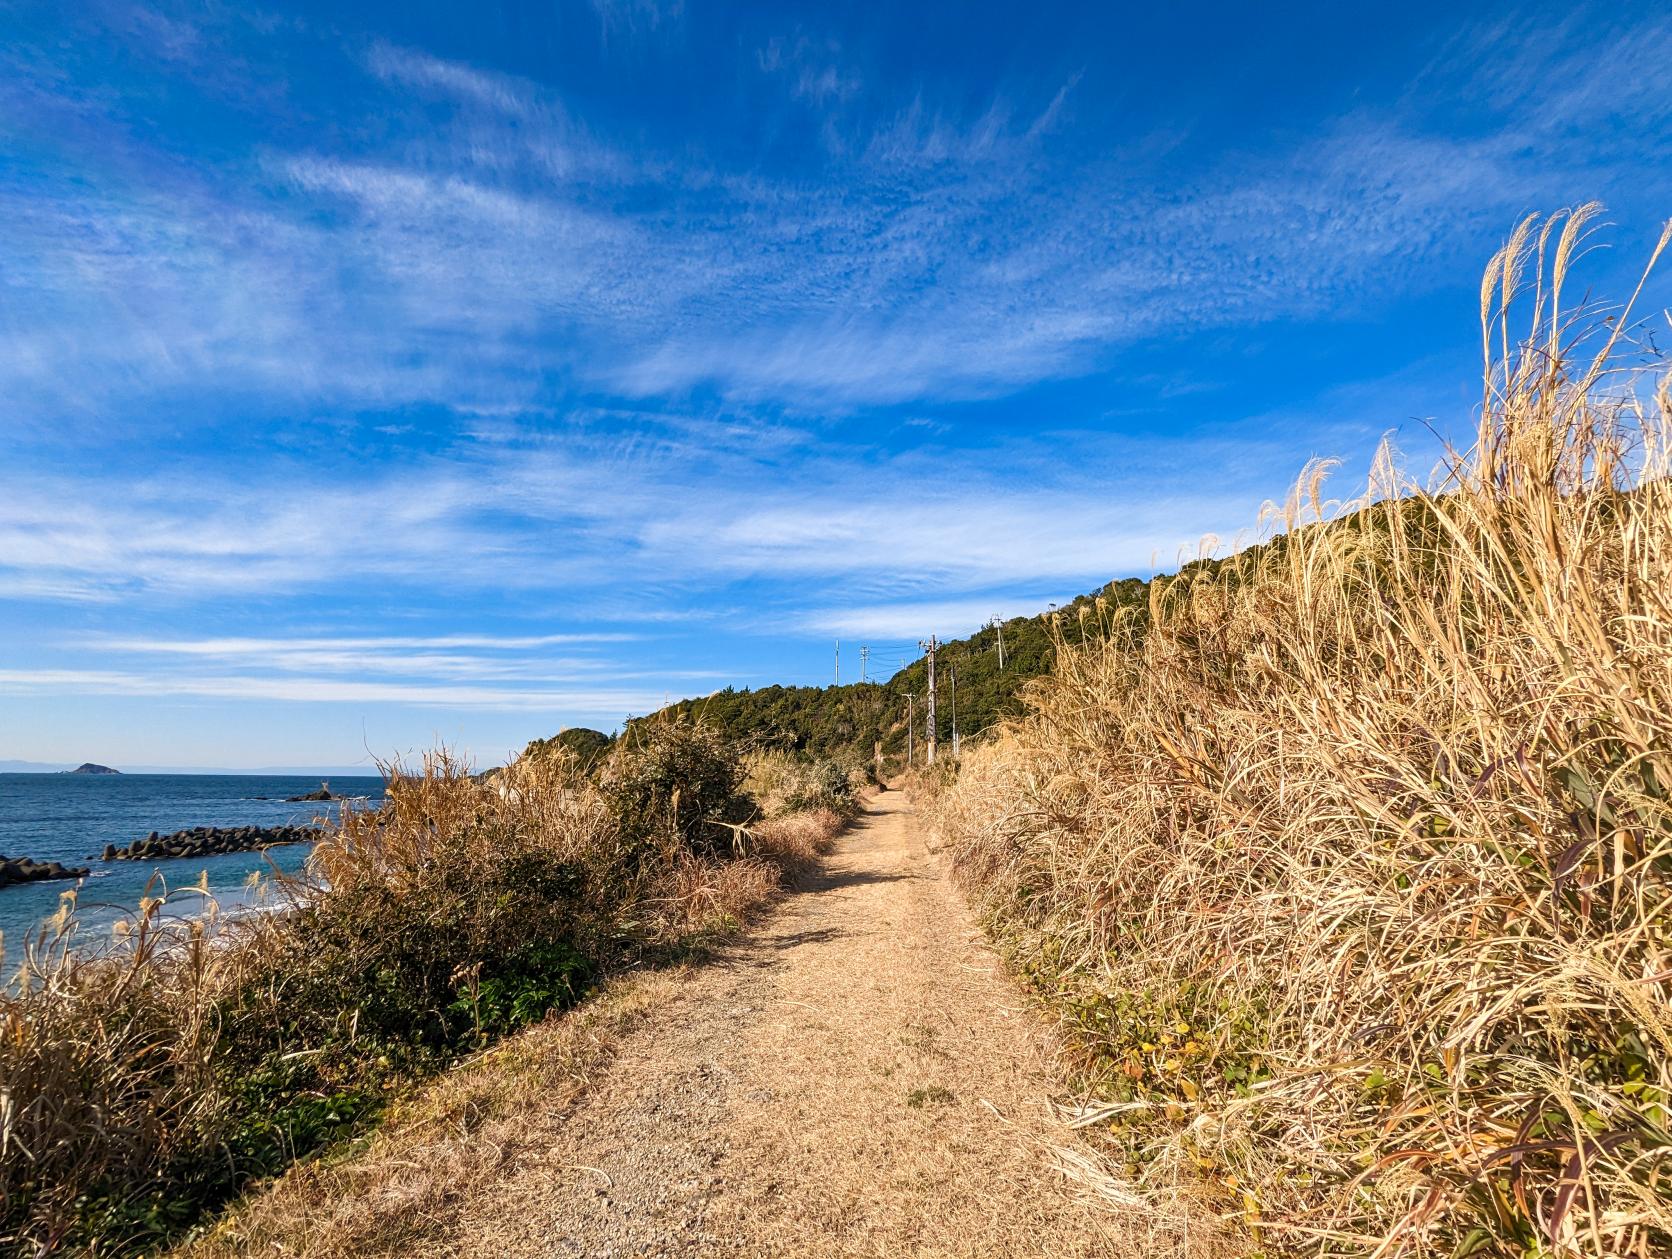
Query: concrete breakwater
0 854 90 888
102 825 324 862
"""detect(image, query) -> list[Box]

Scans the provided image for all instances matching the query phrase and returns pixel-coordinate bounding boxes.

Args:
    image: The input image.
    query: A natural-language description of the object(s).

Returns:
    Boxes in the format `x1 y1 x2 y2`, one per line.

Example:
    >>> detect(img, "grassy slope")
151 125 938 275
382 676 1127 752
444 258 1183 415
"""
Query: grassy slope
925 219 1672 1257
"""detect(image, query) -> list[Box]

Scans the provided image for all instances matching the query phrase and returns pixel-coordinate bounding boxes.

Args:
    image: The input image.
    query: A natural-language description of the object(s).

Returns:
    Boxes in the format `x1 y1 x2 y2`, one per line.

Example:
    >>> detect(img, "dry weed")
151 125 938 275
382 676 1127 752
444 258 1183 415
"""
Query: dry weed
931 209 1672 1256
176 971 685 1259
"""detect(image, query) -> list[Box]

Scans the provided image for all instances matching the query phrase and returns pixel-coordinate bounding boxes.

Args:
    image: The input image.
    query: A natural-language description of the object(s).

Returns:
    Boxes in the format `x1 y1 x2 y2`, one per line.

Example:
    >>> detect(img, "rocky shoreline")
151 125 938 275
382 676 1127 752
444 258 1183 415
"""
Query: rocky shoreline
102 825 324 862
0 854 90 889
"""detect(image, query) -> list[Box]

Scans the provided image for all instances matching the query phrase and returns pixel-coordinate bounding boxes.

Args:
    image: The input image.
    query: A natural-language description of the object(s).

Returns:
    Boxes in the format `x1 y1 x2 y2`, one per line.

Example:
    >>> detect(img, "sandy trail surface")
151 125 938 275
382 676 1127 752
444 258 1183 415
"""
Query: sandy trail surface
441 788 1128 1258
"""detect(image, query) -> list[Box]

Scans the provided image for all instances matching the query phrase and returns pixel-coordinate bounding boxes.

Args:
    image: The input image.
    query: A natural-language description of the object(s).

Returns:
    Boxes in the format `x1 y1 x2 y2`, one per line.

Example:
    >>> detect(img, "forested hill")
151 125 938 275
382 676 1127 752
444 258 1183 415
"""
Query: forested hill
520 498 1473 771
632 573 1166 766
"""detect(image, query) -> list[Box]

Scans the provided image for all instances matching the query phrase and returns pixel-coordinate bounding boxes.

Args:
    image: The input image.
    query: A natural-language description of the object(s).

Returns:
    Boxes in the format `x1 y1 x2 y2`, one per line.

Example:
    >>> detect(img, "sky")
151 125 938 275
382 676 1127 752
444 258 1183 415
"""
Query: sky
2 1 1671 770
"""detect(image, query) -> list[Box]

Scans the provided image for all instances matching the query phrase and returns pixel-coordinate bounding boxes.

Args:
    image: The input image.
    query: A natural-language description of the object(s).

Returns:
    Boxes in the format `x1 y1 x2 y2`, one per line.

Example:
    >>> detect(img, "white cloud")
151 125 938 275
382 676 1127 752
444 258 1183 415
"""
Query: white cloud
0 418 1285 610
588 0 685 39
9 21 1637 433
365 41 536 117
0 668 663 716
758 34 862 105
75 632 647 682
800 596 1068 640
648 489 1249 588
98 632 638 653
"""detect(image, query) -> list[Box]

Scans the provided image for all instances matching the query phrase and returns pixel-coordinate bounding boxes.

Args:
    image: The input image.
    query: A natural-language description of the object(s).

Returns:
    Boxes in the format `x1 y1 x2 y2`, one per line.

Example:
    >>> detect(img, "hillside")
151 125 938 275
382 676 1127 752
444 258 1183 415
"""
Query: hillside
545 510 1408 773
637 575 1158 767
920 233 1672 1256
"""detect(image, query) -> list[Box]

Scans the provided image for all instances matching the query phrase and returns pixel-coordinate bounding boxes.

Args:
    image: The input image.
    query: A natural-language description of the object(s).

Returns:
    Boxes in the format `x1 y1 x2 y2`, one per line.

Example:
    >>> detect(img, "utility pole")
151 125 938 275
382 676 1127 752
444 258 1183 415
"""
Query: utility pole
919 635 939 765
950 667 959 759
834 639 839 686
992 617 1005 671
906 695 914 766
859 645 869 683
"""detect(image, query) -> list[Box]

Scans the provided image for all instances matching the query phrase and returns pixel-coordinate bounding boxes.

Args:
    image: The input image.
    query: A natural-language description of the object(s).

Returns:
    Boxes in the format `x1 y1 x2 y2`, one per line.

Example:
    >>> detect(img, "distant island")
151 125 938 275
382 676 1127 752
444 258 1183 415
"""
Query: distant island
66 763 120 775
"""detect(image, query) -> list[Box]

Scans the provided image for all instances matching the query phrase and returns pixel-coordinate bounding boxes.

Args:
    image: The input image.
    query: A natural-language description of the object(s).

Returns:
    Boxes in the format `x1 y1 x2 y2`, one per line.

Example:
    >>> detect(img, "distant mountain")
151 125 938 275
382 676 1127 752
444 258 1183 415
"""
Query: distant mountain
67 763 120 774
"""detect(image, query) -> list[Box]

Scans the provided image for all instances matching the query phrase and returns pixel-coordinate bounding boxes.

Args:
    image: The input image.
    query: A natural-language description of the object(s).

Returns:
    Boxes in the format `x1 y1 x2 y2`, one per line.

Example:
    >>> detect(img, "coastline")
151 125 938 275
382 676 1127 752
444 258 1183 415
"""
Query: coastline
0 773 383 953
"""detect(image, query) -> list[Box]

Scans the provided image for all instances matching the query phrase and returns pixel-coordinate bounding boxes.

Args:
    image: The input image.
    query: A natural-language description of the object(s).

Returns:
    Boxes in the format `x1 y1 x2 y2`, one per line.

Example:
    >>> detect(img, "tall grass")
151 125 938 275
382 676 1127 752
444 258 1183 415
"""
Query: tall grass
930 208 1672 1257
1 724 829 1254
742 749 868 820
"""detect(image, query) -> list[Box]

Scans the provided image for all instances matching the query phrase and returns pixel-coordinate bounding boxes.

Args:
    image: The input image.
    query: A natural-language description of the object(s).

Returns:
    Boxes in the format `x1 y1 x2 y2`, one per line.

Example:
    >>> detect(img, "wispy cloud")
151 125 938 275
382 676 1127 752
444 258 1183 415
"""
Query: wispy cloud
758 34 862 105
77 632 647 683
0 468 518 600
588 0 686 41
365 41 536 117
0 668 666 716
800 595 1069 640
96 632 639 653
9 17 1646 434
2 415 1291 609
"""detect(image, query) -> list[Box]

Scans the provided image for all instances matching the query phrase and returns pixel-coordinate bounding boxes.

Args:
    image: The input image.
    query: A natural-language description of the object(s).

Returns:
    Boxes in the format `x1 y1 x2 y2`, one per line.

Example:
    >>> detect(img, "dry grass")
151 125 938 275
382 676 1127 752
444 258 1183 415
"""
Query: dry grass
929 208 1672 1257
659 852 782 934
742 750 867 819
0 896 228 1252
751 806 848 872
174 969 686 1259
1 728 832 1254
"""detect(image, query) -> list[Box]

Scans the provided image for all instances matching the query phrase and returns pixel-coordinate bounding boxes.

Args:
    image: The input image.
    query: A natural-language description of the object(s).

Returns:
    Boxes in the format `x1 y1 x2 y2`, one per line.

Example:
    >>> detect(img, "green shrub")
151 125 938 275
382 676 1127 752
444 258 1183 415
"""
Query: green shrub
599 720 752 858
522 727 613 771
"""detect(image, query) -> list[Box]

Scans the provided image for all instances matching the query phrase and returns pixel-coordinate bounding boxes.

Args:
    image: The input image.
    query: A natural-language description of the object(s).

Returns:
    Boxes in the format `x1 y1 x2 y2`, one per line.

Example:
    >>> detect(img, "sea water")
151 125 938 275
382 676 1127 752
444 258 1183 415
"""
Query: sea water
0 773 385 951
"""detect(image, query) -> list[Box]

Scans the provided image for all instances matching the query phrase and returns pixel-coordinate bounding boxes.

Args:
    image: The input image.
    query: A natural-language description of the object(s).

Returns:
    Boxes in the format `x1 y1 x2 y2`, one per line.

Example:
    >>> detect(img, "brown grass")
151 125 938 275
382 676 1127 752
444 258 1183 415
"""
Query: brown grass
929 208 1672 1257
1 730 837 1254
0 895 228 1251
173 970 686 1259
171 797 857 1258
751 806 848 871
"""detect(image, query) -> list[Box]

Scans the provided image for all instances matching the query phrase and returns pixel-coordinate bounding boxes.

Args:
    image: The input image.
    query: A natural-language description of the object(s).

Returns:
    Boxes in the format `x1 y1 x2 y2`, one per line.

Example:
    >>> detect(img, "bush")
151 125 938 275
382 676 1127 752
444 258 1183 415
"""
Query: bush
742 750 860 818
599 720 753 859
521 727 613 771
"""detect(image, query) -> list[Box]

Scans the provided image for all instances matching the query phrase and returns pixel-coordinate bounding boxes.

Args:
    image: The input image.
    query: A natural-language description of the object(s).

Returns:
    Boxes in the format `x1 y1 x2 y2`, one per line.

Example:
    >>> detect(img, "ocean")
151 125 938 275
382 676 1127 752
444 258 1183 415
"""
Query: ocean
0 773 385 952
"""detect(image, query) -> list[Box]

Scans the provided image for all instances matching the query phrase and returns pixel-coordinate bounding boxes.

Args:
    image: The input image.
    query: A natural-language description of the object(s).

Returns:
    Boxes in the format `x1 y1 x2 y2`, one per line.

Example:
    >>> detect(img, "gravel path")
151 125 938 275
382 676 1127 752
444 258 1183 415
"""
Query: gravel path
446 789 1131 1257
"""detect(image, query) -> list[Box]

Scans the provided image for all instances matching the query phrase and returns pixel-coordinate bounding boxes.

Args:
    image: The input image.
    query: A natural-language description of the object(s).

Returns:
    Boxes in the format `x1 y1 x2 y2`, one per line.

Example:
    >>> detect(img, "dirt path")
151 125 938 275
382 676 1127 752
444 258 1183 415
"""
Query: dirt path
442 789 1131 1258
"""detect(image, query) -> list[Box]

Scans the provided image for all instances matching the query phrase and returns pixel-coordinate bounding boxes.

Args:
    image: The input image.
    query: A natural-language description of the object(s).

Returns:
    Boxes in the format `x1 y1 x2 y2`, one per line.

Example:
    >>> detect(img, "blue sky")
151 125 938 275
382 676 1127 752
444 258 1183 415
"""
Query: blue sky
3 1 1670 770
